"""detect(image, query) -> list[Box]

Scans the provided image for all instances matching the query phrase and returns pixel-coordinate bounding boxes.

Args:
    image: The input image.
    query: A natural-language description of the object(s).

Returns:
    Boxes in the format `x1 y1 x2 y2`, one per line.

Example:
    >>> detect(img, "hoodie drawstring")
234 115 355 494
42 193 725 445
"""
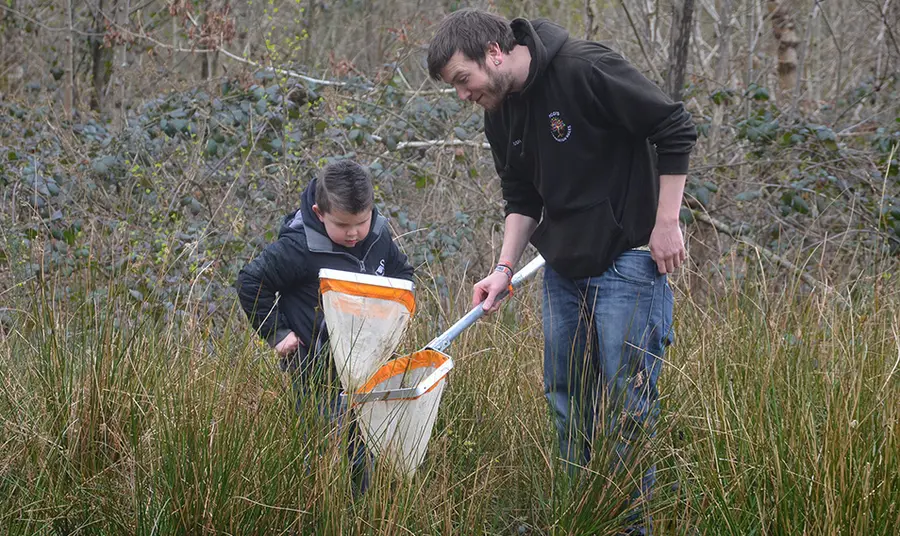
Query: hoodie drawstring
520 100 530 158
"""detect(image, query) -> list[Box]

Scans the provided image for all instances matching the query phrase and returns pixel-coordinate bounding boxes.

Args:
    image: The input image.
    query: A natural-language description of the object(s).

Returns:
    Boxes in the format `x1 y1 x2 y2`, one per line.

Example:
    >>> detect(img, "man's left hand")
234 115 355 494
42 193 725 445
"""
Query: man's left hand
649 219 686 274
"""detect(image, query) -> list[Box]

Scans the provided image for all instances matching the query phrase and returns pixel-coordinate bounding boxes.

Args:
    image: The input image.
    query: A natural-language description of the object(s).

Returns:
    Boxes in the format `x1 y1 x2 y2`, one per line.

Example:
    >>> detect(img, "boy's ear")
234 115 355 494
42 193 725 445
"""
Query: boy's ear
311 204 326 222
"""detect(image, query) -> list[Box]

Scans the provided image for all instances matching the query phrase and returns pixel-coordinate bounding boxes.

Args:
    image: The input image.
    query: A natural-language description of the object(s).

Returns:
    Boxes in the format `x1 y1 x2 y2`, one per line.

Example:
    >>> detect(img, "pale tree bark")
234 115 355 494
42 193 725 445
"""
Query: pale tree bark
1 0 23 92
201 12 212 79
714 0 734 85
201 0 218 80
666 0 696 101
65 0 75 118
710 0 733 149
819 4 842 99
790 0 818 118
116 0 129 126
90 0 112 111
768 0 801 97
585 0 598 40
874 0 899 82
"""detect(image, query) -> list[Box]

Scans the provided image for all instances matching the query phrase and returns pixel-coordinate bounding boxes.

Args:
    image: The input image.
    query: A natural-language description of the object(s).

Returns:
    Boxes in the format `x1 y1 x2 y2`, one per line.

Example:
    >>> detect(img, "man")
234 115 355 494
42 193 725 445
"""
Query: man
427 8 696 533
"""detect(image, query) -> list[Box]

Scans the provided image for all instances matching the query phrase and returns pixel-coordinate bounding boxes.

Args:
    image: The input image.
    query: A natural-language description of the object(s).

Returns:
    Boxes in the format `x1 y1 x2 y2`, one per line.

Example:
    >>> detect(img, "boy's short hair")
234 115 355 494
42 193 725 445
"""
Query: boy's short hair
427 9 516 81
315 160 374 215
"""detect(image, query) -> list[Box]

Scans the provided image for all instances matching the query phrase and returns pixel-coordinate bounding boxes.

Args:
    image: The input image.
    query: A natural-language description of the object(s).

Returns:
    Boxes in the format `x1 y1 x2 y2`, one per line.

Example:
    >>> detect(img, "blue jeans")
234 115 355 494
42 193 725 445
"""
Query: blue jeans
543 250 673 529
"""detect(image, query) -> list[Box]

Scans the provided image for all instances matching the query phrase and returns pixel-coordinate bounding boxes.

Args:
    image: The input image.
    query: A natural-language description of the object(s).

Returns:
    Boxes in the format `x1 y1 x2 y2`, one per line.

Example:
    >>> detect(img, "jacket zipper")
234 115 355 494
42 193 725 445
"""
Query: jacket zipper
313 238 380 274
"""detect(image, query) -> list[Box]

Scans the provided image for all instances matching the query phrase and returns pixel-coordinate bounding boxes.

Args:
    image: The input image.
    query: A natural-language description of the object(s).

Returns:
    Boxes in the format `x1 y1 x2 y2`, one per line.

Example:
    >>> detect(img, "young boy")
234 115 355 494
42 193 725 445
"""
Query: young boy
235 159 414 492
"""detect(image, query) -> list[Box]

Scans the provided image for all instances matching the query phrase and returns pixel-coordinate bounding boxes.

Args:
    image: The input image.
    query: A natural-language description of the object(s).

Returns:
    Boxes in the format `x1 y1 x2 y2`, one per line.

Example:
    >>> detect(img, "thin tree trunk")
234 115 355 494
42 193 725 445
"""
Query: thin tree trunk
790 0 817 118
1 0 20 86
585 0 598 40
710 0 733 150
65 0 75 118
715 0 733 85
202 6 211 80
118 0 129 125
746 0 754 119
768 0 800 97
666 0 696 101
91 0 112 111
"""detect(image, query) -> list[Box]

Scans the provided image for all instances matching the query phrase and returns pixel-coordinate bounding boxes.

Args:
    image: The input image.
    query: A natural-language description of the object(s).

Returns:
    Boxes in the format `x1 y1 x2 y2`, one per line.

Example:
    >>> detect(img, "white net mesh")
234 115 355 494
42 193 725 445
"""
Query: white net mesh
319 270 414 393
353 350 450 476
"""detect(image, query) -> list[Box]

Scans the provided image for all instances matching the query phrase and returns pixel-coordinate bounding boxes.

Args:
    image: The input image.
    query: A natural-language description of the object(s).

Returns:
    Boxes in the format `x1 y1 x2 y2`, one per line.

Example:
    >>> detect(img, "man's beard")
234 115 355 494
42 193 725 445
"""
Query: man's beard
481 69 514 112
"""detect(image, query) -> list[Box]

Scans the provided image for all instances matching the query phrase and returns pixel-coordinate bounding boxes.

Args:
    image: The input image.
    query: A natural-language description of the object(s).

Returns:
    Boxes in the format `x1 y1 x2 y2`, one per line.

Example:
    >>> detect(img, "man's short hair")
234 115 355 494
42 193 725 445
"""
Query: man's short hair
427 9 515 81
315 160 374 215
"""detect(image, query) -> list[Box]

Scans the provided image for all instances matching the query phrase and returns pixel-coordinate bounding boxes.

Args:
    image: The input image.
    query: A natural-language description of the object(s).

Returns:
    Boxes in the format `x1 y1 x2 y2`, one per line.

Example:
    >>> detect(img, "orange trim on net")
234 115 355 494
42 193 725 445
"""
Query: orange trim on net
320 278 416 315
355 349 449 399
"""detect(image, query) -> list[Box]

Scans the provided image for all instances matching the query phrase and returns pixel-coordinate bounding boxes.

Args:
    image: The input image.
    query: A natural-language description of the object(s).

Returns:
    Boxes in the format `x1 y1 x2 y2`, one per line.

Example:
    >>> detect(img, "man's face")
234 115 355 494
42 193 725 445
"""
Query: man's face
313 205 372 248
440 51 513 112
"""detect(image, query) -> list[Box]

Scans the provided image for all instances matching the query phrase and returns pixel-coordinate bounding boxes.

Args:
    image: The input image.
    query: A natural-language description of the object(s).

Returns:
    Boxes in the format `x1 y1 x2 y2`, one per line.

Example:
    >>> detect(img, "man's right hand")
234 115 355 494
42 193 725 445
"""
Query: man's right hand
274 331 302 356
473 271 512 313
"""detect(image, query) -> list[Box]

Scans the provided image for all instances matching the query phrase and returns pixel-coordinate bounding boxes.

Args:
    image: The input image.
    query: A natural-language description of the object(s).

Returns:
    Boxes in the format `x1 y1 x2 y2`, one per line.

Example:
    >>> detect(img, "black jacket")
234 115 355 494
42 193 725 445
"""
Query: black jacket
485 18 697 279
235 179 414 353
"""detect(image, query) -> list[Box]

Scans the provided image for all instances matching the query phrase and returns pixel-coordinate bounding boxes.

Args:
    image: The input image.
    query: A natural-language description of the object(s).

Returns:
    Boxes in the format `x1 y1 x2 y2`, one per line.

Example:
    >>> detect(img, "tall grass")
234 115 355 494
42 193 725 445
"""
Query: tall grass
1 263 898 535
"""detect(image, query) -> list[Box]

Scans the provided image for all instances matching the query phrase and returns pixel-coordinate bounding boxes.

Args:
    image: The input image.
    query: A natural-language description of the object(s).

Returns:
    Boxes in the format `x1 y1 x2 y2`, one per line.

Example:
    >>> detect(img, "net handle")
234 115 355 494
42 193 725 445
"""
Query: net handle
426 255 545 353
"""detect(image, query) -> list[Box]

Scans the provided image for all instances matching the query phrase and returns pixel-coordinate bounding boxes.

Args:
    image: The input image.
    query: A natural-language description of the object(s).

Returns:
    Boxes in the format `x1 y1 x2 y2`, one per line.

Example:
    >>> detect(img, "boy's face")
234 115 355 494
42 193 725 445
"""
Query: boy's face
312 205 372 248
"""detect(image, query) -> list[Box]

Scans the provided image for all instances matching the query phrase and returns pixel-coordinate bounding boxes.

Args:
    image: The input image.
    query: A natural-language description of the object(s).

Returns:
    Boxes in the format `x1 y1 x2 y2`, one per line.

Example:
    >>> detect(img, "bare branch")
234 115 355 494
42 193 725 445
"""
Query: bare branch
0 3 104 36
618 0 665 82
693 210 850 306
368 135 490 150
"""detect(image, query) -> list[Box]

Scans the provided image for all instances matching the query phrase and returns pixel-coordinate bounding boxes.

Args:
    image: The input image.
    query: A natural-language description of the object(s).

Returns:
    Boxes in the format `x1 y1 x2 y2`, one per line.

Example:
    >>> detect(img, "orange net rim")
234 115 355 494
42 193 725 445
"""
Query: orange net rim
354 349 450 399
320 278 416 315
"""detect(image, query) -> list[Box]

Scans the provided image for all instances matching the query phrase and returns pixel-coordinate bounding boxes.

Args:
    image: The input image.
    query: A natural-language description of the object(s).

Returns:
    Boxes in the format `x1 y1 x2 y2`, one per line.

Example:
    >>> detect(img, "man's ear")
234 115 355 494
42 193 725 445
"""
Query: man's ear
487 42 503 66
312 204 325 222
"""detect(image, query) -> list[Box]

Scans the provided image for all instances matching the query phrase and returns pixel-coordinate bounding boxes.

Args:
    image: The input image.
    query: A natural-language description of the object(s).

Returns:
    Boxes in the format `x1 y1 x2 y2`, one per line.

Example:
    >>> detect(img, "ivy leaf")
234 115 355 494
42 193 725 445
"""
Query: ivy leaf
751 86 770 101
735 190 762 202
691 185 711 207
791 196 810 214
414 171 432 189
91 155 118 175
710 89 733 106
63 228 78 245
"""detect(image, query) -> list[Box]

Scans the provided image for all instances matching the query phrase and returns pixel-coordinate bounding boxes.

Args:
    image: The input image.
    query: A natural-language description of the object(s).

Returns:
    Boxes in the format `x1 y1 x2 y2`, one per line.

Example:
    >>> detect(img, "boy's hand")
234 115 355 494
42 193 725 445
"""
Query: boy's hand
473 271 511 314
275 331 302 356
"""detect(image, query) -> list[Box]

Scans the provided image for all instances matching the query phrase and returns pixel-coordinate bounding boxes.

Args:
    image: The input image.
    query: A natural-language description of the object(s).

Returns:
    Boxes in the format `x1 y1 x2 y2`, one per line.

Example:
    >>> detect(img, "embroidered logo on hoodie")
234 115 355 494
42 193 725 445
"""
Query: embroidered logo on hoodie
548 111 572 142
